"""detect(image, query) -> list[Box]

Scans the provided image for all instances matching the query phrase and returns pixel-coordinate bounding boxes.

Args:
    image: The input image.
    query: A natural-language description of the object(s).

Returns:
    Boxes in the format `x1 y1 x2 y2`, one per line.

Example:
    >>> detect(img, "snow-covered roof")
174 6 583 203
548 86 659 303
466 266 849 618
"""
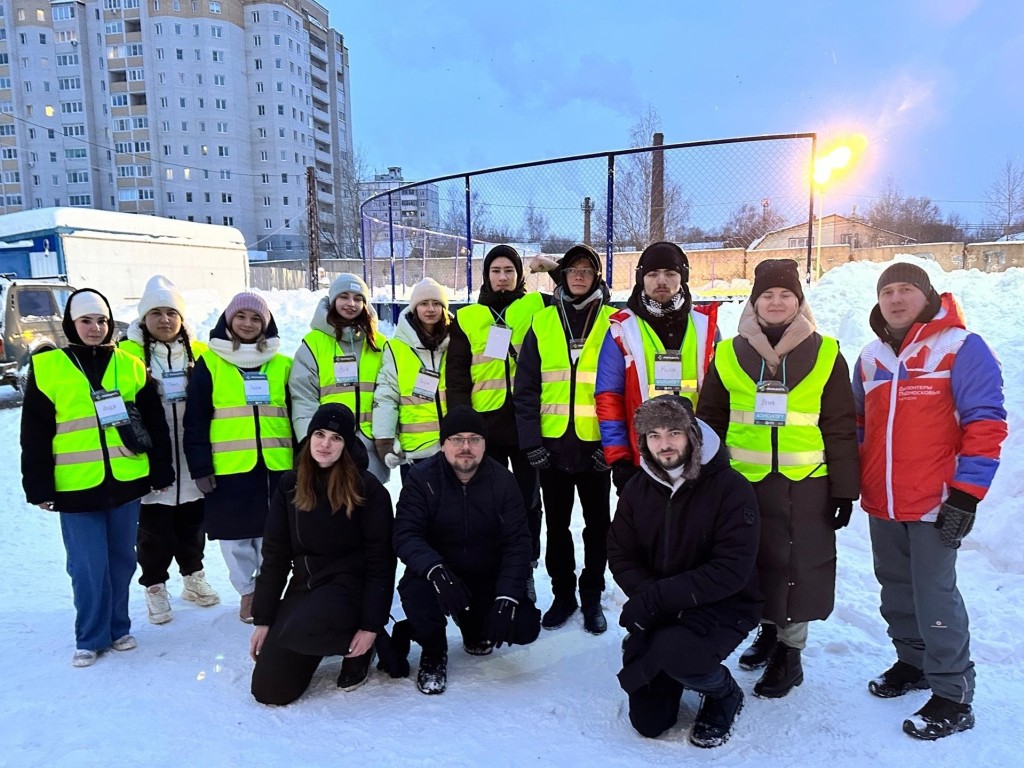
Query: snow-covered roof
0 207 246 249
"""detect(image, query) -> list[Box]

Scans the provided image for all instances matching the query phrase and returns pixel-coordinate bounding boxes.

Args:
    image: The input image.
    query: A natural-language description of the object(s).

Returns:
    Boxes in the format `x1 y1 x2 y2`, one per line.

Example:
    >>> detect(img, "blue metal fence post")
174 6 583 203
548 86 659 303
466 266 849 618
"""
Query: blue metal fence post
388 192 397 317
464 174 473 302
606 154 615 287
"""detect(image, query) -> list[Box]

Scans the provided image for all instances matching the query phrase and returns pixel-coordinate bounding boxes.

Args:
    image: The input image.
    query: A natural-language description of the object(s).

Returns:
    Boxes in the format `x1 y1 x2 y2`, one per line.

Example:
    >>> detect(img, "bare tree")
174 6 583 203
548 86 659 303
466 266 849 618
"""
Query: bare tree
721 203 787 248
985 156 1024 235
867 176 965 243
594 106 693 250
520 202 549 244
334 147 370 259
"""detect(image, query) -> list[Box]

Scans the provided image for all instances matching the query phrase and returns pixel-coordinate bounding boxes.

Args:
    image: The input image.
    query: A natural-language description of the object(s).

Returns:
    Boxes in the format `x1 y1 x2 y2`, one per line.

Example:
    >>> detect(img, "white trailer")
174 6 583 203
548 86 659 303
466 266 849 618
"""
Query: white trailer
0 207 249 305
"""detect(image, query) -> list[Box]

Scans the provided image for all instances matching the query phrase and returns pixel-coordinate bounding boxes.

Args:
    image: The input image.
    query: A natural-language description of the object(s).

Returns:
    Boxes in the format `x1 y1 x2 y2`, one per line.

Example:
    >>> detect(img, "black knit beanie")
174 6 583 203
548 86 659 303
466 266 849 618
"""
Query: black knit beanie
635 241 690 284
751 259 804 303
307 403 356 447
439 405 489 443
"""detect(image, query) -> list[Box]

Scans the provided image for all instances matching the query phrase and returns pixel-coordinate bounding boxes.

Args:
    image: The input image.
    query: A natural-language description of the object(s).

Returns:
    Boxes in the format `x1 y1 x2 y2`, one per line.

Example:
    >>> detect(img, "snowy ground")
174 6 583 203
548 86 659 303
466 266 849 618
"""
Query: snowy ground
2 258 1021 767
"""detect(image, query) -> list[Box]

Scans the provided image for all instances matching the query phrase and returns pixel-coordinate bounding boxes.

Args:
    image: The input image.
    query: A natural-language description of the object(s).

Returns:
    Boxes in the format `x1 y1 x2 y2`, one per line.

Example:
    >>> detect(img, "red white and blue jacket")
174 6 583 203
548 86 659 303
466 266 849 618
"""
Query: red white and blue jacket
852 293 1006 522
595 305 718 466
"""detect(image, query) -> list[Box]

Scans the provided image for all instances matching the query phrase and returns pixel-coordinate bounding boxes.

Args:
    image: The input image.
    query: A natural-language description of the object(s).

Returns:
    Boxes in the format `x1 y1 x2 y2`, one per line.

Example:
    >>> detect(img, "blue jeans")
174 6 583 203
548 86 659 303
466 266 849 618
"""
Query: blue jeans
59 500 141 651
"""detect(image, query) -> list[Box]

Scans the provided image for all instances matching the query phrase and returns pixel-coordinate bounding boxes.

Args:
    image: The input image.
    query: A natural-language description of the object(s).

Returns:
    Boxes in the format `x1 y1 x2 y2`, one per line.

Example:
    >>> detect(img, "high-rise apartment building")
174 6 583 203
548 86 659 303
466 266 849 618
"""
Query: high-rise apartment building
0 0 354 256
359 166 440 230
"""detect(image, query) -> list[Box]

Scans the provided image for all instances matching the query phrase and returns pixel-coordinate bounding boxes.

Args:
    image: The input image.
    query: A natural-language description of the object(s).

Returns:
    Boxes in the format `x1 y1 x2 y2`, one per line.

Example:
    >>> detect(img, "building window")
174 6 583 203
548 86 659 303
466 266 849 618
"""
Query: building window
217 146 229 157
221 193 232 203
210 2 221 14
265 219 272 228
212 50 224 63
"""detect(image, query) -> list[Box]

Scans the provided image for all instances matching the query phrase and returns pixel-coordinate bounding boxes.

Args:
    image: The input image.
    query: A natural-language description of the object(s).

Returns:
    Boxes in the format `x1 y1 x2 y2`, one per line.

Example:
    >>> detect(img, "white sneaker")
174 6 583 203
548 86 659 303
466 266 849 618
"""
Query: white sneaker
112 634 137 652
181 570 221 607
145 584 173 625
72 650 98 668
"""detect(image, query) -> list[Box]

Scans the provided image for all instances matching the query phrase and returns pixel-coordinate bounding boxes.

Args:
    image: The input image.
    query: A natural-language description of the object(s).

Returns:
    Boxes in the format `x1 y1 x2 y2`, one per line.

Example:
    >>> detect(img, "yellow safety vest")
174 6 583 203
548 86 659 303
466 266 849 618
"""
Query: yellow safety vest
203 352 294 475
534 303 614 441
457 292 545 413
637 314 701 408
389 339 447 453
714 336 838 482
302 329 384 438
33 348 150 492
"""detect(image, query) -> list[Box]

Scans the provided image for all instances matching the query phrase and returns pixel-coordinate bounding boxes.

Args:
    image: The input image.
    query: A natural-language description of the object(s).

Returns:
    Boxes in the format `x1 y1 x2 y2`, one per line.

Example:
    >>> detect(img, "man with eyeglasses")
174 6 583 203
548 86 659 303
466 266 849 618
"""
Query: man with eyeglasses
596 241 719 492
393 405 541 695
513 244 615 635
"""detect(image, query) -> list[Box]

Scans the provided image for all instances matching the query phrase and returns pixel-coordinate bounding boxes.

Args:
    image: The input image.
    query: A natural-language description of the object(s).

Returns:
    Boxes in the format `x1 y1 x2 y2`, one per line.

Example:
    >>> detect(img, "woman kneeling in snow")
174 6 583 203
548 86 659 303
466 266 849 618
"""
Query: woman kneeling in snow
249 403 397 705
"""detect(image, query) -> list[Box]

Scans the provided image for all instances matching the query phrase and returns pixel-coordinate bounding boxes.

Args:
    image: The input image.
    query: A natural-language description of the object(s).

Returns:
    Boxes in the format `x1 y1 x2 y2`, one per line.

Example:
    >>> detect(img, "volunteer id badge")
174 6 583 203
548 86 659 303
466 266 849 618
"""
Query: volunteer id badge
412 368 440 401
94 390 130 427
653 352 683 391
569 340 585 364
242 372 271 405
754 381 789 427
161 370 187 402
484 324 513 360
334 355 358 386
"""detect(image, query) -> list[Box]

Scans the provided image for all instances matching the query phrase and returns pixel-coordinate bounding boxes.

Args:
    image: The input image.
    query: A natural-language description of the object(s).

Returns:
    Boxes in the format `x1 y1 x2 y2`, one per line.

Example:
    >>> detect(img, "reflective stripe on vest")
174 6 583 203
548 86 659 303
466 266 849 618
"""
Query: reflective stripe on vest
389 338 447 453
714 336 838 482
33 348 150 492
638 314 700 407
458 293 545 413
303 329 384 438
204 352 293 475
533 303 613 441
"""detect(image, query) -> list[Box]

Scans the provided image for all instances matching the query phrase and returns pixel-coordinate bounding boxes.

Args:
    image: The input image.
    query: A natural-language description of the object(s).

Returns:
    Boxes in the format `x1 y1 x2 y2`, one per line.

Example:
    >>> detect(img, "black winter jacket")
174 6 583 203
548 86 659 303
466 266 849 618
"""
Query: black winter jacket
393 453 532 600
20 289 174 512
251 467 396 631
607 425 762 627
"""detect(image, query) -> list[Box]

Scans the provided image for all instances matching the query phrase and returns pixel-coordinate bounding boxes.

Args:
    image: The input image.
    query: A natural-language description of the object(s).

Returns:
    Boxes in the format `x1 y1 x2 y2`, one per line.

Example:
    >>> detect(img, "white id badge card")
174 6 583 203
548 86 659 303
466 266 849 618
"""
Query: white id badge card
161 370 187 402
569 340 585 364
754 381 789 426
484 324 513 360
412 368 440 401
653 352 683 390
333 355 358 386
242 372 271 405
93 390 130 427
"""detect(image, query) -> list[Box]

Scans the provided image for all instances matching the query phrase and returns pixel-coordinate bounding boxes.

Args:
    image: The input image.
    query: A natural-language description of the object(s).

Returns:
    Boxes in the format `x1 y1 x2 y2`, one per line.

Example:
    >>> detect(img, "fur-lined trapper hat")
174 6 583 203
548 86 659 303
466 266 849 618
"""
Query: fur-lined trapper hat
634 395 703 484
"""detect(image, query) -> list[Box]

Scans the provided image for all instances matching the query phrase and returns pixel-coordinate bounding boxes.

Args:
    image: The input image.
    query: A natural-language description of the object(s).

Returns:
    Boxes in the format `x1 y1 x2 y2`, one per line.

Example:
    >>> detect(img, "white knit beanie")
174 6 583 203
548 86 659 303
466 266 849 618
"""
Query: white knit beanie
138 275 187 320
69 290 110 321
408 278 449 311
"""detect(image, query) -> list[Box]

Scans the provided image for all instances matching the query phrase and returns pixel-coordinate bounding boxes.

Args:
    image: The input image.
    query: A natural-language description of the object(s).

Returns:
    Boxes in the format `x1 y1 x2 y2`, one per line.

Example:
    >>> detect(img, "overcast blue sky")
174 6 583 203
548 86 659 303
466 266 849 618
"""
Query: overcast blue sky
327 0 1022 229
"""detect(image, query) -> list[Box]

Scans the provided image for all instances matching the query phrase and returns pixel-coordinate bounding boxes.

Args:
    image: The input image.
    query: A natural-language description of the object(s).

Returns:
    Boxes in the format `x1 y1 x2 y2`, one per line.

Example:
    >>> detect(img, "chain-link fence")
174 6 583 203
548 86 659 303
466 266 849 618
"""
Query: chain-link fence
360 134 816 301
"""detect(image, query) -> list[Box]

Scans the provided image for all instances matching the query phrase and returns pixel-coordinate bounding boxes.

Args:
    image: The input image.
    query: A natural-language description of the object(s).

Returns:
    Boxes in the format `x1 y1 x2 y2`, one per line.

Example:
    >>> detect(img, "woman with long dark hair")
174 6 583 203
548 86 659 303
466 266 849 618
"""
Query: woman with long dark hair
249 404 396 705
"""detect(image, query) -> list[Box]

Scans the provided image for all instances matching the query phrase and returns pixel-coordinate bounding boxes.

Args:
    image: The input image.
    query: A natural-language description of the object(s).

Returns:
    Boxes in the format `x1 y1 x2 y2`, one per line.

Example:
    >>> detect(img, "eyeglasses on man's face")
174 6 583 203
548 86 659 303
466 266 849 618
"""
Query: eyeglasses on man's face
446 435 484 447
564 267 596 278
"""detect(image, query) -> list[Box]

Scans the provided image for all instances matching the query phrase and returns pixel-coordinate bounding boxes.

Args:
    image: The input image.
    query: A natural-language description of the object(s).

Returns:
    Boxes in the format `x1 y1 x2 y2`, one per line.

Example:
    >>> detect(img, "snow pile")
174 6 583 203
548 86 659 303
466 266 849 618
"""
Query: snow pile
2 258 1021 766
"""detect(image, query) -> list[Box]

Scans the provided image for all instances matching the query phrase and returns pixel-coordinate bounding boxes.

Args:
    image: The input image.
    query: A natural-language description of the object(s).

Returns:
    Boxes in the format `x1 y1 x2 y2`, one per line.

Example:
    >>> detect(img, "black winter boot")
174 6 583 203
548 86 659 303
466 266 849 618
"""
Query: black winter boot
753 644 803 698
868 659 929 698
416 651 448 695
738 623 778 671
541 595 579 630
689 672 745 748
337 649 375 691
580 590 607 635
375 619 411 679
902 694 975 740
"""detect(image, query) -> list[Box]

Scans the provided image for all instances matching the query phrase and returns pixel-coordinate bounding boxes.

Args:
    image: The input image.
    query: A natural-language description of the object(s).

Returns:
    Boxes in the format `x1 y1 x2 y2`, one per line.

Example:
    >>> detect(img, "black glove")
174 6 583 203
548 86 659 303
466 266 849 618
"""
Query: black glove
934 489 978 549
427 564 470 616
526 447 551 469
831 498 854 530
483 597 518 648
195 475 217 494
676 607 718 636
611 461 639 492
592 448 610 472
619 585 664 633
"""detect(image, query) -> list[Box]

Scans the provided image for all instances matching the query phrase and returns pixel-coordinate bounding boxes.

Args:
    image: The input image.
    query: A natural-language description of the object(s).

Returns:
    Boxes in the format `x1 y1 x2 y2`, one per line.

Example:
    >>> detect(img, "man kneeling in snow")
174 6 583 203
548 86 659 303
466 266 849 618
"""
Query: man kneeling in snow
608 396 761 748
393 406 541 695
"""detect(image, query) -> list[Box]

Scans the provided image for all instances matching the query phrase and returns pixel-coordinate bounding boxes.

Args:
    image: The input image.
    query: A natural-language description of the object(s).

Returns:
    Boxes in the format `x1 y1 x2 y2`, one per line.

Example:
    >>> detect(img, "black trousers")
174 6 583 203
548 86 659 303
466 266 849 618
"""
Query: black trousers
398 570 540 655
251 585 361 706
487 446 542 562
628 666 734 739
137 499 207 587
539 467 610 598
